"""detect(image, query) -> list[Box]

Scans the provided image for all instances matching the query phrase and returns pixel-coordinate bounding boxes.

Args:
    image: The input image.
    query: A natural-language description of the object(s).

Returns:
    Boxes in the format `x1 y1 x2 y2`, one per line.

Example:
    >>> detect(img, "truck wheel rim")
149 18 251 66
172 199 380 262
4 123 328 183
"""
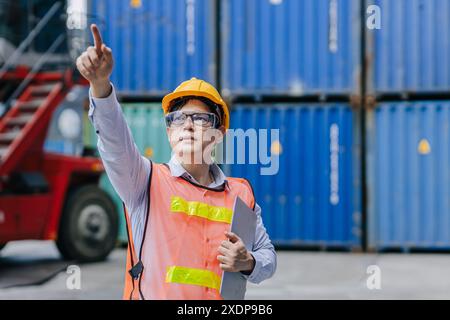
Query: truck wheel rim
78 204 110 243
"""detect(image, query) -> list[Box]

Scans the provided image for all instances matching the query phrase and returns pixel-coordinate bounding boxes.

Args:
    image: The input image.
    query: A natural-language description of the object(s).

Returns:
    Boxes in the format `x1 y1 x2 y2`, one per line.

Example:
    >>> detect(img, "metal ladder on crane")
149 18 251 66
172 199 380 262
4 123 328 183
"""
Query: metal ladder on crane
0 1 76 177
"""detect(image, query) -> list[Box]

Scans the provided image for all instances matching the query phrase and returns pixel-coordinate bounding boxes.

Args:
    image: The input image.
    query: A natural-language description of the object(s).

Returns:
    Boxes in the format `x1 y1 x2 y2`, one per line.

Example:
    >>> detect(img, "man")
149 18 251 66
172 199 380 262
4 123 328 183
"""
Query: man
76 24 276 300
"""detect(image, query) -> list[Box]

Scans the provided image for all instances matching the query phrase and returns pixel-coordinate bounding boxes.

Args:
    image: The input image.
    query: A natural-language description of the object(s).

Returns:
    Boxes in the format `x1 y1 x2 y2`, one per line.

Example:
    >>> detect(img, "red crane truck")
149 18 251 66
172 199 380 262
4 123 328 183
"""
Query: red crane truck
0 66 118 262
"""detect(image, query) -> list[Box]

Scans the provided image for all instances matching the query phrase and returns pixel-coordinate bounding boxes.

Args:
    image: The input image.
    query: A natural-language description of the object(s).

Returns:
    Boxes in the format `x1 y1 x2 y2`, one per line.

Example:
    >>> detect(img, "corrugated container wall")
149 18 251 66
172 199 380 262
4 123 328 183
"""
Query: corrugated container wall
366 0 450 95
220 0 361 98
367 101 450 250
223 104 362 248
90 0 217 96
84 103 172 243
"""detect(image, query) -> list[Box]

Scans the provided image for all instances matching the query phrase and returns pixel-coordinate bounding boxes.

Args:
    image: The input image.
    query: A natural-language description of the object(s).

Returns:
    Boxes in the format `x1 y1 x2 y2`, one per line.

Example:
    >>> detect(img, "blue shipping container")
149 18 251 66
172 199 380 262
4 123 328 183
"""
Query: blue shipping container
222 103 362 248
366 0 450 94
221 0 361 97
91 0 216 96
367 101 450 250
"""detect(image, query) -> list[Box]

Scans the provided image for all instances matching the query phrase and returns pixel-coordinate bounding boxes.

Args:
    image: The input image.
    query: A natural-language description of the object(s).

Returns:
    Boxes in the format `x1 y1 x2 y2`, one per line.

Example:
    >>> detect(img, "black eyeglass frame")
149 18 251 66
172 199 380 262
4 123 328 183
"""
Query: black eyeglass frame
165 110 220 129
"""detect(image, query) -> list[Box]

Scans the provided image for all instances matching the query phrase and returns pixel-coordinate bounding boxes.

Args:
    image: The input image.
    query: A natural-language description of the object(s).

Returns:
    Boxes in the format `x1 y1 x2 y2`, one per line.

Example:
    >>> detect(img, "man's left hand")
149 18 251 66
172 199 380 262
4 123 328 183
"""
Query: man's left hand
217 231 255 274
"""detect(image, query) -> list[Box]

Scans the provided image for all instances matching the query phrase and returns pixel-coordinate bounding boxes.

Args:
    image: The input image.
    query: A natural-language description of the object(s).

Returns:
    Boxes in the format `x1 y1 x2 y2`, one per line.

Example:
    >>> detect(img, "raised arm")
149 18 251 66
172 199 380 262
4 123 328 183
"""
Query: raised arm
76 24 150 214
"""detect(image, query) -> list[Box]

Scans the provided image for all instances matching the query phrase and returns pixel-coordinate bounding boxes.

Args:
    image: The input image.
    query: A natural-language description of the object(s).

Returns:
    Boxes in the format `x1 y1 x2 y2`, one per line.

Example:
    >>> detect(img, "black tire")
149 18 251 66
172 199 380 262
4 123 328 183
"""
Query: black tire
56 185 118 262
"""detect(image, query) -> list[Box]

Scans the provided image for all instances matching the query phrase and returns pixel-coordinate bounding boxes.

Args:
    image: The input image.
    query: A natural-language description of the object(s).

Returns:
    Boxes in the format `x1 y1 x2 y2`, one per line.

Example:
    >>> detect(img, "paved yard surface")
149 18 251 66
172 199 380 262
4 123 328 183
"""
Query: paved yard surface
1 241 449 299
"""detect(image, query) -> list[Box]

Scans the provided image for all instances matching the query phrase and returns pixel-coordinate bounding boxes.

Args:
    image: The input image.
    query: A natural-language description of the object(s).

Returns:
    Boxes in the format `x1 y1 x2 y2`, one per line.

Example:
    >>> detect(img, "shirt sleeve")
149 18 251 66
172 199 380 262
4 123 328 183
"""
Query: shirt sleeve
240 202 277 284
88 83 151 219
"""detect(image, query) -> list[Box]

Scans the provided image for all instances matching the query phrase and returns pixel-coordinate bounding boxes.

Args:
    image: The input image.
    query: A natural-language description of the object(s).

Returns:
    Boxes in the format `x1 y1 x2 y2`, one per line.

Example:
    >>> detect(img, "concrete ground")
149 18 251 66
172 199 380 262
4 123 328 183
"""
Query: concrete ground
0 241 450 300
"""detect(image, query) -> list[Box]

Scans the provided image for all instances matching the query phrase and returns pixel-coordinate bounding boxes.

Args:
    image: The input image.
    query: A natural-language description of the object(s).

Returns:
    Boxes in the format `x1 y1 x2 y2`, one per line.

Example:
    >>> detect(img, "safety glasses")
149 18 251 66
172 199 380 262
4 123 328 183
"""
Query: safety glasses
165 111 219 128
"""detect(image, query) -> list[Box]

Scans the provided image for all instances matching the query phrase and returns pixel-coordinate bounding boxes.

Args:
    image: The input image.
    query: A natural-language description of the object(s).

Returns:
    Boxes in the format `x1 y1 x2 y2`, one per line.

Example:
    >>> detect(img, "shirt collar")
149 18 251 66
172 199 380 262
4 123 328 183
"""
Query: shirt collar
167 155 229 190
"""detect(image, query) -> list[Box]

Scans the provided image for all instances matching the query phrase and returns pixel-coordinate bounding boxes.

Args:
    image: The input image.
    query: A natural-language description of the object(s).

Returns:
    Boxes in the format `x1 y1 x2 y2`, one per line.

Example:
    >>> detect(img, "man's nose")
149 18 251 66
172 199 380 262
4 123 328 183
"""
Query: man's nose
182 115 194 130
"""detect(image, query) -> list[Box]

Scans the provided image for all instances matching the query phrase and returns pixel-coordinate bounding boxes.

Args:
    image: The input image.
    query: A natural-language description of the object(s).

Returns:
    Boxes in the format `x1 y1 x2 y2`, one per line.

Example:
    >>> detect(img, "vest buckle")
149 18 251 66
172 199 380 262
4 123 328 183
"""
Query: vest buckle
129 260 144 280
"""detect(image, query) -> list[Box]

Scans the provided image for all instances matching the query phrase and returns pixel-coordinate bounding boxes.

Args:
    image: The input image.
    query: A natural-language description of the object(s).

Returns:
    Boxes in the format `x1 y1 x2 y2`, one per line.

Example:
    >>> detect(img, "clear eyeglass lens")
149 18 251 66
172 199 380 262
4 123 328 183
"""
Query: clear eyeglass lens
166 111 217 128
192 113 213 126
171 112 186 125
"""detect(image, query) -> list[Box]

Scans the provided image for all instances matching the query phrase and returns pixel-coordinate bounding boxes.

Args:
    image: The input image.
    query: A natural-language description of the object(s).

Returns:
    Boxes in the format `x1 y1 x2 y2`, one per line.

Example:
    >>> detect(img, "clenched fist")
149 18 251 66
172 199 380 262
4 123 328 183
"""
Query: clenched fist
76 24 113 98
217 231 255 274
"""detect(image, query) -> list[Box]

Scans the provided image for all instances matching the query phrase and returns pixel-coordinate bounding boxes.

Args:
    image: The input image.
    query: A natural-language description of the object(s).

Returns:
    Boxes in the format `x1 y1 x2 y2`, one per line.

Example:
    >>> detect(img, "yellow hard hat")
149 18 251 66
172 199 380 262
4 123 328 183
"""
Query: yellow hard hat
162 77 230 129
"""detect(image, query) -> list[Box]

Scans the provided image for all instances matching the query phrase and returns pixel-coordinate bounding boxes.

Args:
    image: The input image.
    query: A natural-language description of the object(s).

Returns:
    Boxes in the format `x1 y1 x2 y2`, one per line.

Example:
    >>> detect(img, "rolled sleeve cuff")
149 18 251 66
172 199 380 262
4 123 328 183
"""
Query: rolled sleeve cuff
88 82 117 121
240 251 262 282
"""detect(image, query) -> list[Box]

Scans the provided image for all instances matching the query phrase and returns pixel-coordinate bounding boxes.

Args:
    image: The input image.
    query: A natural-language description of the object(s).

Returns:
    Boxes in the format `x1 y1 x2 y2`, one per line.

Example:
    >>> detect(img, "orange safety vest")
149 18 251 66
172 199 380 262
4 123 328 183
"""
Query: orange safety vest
122 162 255 300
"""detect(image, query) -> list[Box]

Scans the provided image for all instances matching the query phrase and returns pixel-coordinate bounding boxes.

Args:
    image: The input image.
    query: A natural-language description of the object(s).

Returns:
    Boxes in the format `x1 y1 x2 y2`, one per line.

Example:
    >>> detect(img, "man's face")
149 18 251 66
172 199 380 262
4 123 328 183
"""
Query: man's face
166 99 225 164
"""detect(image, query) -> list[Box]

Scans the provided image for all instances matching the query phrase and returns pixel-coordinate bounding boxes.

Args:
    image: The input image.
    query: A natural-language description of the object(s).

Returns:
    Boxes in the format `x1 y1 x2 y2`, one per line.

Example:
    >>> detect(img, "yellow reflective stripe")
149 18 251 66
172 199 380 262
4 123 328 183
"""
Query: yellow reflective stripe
165 266 221 290
170 196 232 224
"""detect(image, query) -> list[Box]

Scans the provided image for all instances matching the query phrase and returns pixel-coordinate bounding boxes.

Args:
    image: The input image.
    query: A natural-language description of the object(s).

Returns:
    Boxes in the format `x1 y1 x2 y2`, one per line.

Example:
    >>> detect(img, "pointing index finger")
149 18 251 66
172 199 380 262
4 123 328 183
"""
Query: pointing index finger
90 24 103 55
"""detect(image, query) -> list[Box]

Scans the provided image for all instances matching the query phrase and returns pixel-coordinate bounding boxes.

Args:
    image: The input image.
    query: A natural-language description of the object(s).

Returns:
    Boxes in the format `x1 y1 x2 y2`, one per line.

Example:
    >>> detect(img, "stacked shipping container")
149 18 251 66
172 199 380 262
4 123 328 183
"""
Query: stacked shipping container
366 101 450 250
91 0 217 96
220 0 363 248
223 104 362 248
365 0 450 250
221 0 361 98
86 0 450 251
366 0 450 96
87 0 363 249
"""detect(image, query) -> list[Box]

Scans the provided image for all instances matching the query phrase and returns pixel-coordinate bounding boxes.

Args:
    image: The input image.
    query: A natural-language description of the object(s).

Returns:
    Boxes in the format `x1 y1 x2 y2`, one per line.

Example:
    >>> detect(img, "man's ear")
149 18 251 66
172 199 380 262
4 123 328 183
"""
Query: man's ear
166 126 173 144
219 125 226 135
